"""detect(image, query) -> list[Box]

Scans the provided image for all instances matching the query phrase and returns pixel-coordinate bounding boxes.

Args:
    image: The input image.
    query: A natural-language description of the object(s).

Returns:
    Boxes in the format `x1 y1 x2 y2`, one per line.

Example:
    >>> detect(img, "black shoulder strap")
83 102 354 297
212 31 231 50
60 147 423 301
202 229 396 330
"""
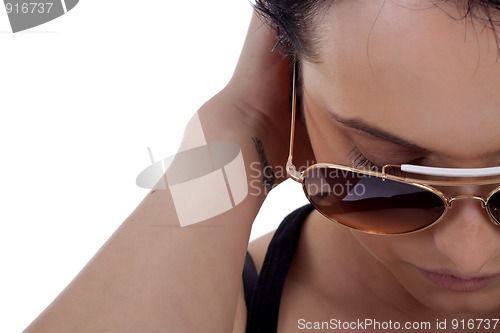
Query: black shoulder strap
242 252 258 310
246 204 314 333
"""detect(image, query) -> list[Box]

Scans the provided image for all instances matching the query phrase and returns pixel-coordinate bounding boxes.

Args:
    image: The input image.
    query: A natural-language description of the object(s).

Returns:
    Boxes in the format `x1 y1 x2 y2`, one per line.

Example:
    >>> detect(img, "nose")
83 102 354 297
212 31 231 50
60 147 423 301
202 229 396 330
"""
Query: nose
432 199 500 275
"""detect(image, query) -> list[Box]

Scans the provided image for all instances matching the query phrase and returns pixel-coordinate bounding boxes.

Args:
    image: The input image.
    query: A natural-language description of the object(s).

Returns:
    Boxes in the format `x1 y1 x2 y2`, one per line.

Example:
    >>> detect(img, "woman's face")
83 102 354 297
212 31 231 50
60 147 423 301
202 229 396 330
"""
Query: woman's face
302 0 500 313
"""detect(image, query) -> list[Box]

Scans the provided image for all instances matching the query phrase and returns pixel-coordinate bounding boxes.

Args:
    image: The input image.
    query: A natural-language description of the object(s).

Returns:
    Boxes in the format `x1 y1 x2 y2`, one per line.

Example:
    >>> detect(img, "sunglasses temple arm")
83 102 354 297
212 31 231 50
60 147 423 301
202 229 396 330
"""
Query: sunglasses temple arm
402 164 500 177
287 64 302 182
289 64 297 160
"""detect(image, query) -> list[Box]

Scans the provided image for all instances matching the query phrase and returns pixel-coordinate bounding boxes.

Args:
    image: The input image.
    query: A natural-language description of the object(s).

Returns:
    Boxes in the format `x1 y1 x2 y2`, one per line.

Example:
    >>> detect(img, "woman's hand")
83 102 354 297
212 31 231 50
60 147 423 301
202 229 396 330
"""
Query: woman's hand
196 12 313 191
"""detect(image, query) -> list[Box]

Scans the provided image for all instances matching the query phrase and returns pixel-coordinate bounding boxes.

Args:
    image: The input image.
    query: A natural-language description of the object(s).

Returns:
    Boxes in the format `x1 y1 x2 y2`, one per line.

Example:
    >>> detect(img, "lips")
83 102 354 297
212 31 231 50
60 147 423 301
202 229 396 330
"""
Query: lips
417 268 500 292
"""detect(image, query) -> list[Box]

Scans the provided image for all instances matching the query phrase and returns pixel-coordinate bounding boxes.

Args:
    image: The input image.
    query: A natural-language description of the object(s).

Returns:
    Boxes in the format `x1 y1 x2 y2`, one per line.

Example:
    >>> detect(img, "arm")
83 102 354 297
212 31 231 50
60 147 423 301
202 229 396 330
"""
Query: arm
24 12 304 333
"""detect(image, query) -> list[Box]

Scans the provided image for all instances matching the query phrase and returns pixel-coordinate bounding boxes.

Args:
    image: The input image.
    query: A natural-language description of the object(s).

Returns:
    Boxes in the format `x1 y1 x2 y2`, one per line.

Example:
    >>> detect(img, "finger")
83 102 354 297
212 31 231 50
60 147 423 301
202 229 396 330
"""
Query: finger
233 12 288 78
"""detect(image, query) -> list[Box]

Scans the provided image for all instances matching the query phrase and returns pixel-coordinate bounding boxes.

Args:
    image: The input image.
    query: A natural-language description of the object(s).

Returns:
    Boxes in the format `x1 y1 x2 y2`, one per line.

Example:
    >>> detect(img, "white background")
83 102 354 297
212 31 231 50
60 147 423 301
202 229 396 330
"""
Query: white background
0 0 307 331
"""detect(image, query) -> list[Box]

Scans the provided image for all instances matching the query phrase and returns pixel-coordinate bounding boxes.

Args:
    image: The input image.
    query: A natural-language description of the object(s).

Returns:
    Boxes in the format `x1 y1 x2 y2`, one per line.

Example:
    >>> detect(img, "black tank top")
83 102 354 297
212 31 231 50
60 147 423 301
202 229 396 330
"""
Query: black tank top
243 204 315 333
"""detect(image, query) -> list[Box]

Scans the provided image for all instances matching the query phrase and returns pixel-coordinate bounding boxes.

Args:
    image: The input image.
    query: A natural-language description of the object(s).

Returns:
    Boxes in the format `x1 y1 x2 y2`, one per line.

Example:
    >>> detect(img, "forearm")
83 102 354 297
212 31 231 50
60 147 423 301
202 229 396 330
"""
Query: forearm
25 12 294 331
24 102 269 332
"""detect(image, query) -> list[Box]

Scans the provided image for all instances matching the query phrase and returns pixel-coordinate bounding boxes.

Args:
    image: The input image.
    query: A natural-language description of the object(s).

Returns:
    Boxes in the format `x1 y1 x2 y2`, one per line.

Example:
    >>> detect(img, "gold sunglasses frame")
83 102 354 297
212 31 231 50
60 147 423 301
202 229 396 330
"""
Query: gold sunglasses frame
285 63 500 234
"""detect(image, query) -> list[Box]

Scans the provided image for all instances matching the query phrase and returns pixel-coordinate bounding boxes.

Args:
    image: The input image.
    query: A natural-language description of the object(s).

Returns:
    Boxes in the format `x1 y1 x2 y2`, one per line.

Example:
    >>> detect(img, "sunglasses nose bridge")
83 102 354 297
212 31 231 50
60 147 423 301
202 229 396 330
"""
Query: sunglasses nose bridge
447 195 500 228
448 195 487 208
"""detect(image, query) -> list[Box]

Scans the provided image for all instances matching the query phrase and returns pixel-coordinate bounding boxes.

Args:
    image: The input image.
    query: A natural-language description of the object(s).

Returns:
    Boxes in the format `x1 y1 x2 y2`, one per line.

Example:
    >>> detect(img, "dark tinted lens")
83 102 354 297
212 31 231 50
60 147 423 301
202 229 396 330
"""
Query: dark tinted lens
487 191 500 224
303 167 446 234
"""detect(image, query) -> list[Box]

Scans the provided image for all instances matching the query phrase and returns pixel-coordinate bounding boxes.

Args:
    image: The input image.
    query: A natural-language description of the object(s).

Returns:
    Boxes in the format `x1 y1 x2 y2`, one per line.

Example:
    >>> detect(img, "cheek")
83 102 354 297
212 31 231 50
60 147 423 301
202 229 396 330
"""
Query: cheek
350 231 397 263
350 230 422 267
350 230 435 268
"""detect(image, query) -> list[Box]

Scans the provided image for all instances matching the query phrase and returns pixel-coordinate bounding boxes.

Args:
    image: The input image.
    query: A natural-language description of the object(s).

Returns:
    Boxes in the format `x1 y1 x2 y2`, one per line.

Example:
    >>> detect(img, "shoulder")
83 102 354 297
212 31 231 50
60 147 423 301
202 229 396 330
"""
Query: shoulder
232 230 276 333
247 230 276 274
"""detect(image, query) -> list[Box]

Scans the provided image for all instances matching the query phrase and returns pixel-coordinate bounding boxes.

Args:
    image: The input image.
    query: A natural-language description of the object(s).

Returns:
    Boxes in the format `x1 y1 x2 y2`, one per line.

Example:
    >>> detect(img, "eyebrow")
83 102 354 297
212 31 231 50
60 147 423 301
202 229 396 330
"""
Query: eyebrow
327 111 429 152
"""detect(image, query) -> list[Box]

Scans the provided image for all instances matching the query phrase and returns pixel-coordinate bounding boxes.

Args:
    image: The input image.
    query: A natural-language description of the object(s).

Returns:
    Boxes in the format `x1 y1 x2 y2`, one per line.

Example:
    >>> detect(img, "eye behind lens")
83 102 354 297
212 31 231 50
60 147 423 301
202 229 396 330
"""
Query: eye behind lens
303 167 446 234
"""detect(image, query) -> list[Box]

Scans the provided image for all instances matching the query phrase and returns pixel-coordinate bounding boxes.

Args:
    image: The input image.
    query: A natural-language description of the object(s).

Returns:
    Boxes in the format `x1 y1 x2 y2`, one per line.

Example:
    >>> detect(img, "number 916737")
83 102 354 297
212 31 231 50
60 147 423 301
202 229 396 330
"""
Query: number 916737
5 2 53 14
451 319 499 330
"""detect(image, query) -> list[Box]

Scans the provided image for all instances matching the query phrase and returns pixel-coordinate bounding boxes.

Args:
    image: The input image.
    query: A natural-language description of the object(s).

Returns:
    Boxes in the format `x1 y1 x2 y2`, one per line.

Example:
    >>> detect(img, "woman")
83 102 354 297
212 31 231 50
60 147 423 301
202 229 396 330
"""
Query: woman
26 0 500 332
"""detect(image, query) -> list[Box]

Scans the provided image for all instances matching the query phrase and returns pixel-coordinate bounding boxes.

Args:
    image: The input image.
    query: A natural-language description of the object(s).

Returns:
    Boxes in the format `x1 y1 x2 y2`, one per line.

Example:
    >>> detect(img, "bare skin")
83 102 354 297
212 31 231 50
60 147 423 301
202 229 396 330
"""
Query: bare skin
301 0 500 315
25 1 500 332
241 1 500 332
24 14 312 333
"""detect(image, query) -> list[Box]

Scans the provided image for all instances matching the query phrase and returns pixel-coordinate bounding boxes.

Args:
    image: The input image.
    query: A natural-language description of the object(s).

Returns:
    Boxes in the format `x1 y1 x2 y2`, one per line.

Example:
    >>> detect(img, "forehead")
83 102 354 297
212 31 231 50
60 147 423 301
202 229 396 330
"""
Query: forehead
303 0 500 160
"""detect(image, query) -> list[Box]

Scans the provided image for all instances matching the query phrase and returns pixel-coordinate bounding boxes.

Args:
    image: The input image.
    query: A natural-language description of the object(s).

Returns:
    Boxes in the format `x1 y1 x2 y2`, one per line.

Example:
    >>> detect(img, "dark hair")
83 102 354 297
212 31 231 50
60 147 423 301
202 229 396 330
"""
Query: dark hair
254 0 500 61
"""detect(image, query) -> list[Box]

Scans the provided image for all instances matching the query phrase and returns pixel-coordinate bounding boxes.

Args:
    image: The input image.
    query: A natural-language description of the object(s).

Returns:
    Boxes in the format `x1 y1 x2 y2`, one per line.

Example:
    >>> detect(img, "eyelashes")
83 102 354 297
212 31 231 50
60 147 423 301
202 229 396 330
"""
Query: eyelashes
348 147 423 176
348 147 380 170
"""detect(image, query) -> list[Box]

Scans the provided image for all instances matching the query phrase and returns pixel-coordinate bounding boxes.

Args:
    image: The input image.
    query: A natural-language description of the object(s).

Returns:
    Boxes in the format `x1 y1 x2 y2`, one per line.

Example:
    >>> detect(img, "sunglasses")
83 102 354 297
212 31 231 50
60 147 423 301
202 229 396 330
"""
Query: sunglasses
286 64 500 234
